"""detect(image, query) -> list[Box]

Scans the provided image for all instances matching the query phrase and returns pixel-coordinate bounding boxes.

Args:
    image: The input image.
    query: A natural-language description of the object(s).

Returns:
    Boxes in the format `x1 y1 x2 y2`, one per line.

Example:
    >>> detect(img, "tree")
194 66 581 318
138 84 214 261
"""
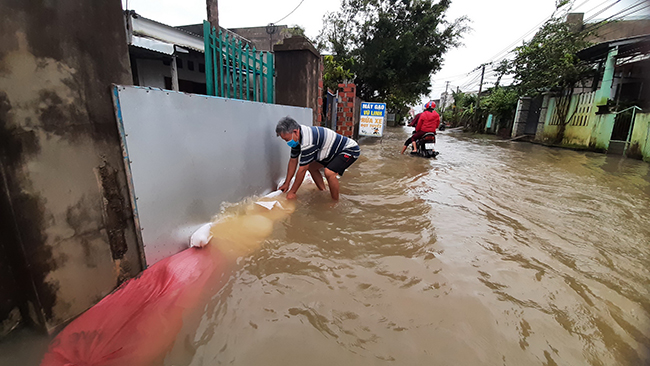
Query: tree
318 0 468 112
322 55 355 91
481 86 519 132
443 89 475 127
497 1 593 141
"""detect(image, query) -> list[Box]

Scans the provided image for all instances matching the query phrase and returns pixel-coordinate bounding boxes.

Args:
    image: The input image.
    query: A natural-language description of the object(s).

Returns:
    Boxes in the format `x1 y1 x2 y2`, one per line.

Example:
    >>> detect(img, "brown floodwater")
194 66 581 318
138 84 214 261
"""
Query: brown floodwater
151 127 650 365
4 127 649 366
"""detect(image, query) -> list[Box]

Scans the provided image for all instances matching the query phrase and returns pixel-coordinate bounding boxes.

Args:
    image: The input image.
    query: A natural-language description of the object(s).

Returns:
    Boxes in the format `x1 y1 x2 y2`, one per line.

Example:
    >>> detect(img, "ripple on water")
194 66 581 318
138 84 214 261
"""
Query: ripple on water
164 128 650 366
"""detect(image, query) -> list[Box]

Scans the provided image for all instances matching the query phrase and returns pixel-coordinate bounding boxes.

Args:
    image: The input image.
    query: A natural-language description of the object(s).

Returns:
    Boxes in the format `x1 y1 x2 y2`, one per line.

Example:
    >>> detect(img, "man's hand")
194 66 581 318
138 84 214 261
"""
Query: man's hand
286 192 297 200
278 182 290 192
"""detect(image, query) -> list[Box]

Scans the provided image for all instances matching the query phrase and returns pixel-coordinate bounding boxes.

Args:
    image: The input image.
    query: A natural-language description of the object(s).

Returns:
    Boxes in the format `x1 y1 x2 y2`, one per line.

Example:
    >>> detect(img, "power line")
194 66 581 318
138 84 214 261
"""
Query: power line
274 0 307 24
583 0 623 21
434 0 645 95
584 0 649 32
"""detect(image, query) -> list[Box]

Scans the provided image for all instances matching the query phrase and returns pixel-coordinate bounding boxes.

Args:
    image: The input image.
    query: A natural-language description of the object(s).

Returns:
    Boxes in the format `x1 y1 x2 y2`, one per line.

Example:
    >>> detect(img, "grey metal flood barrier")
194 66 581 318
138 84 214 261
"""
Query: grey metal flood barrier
112 86 312 265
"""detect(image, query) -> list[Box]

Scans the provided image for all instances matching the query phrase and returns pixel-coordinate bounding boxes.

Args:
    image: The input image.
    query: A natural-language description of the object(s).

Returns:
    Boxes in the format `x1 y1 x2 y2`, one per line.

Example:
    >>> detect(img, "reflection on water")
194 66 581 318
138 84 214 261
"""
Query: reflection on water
166 128 650 366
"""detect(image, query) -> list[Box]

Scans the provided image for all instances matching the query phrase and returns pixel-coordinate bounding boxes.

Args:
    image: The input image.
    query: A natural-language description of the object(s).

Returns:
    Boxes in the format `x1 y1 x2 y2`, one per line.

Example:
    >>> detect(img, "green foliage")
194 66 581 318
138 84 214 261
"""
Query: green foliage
444 89 475 127
481 87 518 123
500 16 593 96
318 0 468 112
493 3 594 140
322 55 355 91
286 25 307 37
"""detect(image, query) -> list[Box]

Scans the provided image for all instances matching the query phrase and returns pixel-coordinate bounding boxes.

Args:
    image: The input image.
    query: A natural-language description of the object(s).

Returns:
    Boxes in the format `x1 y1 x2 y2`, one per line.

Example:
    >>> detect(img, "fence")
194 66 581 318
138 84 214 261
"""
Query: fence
569 91 595 126
548 91 595 126
203 21 274 103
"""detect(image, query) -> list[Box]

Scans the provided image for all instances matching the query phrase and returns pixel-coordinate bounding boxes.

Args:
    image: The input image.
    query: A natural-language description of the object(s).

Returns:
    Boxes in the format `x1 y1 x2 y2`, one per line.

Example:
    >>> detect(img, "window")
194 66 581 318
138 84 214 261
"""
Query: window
188 60 195 71
199 63 205 73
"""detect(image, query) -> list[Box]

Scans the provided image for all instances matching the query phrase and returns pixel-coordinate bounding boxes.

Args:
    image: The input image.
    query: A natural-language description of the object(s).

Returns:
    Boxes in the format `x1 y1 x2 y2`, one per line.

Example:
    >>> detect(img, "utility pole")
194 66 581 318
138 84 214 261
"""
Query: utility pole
475 65 485 111
206 0 219 30
441 81 450 112
473 64 486 129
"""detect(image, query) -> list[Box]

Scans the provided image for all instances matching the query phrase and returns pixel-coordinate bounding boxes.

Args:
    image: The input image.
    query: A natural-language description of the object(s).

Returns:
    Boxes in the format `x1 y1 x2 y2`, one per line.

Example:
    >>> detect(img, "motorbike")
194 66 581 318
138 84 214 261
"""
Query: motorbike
411 132 439 158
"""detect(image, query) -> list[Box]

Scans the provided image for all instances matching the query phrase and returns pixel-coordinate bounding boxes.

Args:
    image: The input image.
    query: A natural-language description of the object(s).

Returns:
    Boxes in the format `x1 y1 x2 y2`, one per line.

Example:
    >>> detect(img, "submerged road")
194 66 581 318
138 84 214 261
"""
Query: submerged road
163 126 650 366
5 127 649 366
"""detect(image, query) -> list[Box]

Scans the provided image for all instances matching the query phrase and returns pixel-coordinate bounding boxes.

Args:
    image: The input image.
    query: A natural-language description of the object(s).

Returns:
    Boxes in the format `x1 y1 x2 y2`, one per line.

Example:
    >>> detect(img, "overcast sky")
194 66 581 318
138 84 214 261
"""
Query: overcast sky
122 0 649 102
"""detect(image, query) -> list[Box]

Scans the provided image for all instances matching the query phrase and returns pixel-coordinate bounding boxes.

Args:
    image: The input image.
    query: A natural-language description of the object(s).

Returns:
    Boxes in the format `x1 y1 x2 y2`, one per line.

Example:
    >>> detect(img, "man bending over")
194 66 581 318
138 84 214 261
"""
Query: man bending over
276 116 360 201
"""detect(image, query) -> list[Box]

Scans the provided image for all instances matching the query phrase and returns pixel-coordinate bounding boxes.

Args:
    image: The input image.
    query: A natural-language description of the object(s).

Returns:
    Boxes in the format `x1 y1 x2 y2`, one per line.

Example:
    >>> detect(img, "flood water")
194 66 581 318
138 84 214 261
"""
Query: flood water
165 127 650 366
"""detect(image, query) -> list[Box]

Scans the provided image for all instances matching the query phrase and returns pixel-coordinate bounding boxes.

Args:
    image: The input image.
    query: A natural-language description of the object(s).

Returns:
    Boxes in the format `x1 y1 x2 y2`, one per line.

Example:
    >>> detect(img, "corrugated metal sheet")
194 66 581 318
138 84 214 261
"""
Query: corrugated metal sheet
129 13 204 52
131 35 174 55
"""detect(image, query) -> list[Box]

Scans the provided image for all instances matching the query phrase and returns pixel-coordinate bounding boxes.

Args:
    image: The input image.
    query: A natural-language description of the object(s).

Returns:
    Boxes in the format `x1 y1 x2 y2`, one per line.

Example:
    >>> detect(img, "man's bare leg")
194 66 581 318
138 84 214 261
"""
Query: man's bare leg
411 140 418 153
401 145 408 154
324 168 340 200
308 162 326 191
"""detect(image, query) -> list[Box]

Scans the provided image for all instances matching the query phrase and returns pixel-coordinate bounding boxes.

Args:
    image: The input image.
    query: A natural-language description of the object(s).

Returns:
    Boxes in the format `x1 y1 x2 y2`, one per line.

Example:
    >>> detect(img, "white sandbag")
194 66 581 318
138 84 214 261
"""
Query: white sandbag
189 222 213 248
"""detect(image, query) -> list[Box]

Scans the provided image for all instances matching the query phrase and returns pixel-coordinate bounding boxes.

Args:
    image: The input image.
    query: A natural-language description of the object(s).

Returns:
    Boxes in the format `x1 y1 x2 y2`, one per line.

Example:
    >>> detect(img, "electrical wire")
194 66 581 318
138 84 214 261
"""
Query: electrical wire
274 0 307 24
584 0 649 32
432 0 646 97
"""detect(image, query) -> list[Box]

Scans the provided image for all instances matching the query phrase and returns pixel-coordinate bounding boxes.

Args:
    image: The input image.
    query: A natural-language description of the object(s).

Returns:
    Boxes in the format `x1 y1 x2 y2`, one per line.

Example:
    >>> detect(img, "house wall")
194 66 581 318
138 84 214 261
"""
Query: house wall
0 0 143 333
590 113 616 151
628 112 650 162
511 97 531 138
136 59 167 88
564 124 594 146
135 53 207 90
539 97 561 141
539 88 625 152
588 19 650 44
229 25 292 52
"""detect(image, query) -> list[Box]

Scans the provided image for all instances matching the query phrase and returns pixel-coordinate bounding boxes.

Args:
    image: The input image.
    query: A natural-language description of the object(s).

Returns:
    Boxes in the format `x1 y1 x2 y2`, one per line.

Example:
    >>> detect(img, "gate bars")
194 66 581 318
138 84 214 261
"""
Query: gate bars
203 21 274 103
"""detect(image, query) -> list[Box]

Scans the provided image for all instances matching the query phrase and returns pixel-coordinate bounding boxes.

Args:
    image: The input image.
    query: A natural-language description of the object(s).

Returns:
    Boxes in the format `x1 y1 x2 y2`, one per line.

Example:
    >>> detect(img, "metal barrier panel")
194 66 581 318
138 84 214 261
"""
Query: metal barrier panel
113 86 312 265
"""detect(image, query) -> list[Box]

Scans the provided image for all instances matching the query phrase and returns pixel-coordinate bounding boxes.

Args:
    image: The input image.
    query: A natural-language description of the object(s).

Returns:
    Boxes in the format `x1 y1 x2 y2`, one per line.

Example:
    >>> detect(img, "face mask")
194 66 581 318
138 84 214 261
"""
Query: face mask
287 139 299 148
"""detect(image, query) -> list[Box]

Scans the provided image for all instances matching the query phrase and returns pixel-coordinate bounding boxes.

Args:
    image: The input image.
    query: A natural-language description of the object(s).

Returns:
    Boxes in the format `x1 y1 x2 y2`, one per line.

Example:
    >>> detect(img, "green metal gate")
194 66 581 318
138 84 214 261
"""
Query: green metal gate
203 21 274 103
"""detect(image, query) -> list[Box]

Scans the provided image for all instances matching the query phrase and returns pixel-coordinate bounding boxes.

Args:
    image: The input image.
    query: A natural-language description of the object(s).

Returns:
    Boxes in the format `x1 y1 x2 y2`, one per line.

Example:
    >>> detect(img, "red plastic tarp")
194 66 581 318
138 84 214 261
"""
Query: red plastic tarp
41 246 225 366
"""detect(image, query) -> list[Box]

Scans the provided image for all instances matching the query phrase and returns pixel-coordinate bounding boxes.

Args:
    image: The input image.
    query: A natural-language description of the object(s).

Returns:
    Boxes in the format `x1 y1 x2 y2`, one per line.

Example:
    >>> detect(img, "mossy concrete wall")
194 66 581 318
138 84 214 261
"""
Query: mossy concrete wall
0 0 143 334
628 112 650 162
589 113 616 151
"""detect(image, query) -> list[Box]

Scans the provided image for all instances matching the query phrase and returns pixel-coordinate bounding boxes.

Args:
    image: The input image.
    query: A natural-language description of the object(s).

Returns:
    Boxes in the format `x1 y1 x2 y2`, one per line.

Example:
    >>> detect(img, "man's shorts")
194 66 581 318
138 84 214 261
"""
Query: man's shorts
324 152 358 176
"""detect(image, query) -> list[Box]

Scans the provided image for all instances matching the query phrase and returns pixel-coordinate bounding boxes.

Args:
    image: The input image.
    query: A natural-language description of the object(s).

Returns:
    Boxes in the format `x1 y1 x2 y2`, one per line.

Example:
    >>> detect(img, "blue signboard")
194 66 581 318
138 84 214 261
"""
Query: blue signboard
359 102 386 137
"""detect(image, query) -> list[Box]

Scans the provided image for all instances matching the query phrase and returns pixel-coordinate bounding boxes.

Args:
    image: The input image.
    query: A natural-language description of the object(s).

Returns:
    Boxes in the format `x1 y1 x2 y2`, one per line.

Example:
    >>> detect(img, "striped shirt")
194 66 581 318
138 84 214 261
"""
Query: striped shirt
291 126 360 166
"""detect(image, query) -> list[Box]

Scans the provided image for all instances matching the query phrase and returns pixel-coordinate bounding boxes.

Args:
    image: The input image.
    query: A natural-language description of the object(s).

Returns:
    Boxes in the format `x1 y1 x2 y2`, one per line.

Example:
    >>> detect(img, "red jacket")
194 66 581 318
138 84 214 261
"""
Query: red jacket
415 110 440 133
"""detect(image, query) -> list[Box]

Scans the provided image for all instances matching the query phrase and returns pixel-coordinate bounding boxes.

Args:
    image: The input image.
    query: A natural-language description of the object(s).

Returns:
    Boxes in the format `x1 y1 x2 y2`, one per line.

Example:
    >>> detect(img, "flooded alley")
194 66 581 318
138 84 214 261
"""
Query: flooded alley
163 127 650 366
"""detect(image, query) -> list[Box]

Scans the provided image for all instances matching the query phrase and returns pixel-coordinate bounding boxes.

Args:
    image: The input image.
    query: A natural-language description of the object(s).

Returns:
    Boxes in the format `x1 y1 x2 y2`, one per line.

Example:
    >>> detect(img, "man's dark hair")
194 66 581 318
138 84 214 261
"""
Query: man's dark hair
275 116 301 136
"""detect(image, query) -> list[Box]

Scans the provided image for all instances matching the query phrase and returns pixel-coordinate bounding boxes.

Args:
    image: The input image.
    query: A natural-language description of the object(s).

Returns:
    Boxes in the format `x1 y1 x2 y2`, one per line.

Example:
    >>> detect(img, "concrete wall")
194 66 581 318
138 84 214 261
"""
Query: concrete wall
539 92 614 150
511 97 531 138
590 113 616 151
0 1 142 333
274 36 321 123
230 25 292 52
588 19 650 44
628 112 650 162
534 93 552 141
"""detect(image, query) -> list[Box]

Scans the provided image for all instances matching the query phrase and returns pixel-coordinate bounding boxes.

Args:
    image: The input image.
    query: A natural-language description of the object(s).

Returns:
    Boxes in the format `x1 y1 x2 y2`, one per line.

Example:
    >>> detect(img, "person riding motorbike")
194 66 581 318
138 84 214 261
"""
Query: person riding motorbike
401 101 440 154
